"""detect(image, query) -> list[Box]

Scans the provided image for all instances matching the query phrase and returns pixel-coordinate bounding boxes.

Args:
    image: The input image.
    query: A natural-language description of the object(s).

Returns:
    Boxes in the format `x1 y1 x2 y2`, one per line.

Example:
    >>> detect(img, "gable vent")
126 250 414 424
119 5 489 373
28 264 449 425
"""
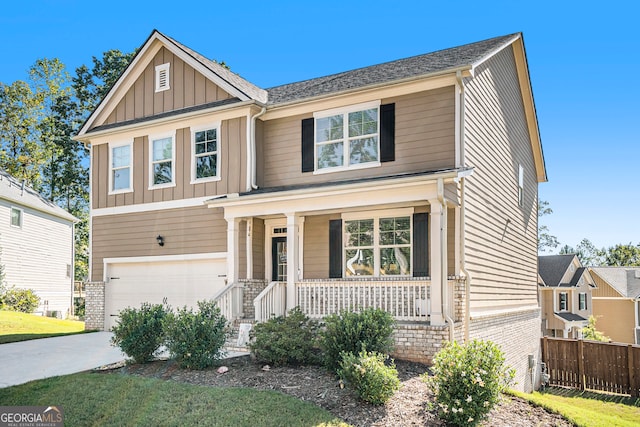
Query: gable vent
155 63 170 92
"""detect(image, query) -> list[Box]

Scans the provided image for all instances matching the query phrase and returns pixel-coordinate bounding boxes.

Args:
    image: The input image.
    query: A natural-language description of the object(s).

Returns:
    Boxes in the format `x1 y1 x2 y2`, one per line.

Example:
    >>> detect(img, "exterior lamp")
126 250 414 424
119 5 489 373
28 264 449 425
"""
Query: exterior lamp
156 235 165 246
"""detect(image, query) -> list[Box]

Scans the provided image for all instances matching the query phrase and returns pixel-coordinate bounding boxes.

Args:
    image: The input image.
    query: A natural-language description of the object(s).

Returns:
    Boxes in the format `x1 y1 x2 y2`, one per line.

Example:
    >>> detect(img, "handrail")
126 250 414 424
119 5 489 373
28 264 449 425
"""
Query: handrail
212 282 244 322
253 281 286 322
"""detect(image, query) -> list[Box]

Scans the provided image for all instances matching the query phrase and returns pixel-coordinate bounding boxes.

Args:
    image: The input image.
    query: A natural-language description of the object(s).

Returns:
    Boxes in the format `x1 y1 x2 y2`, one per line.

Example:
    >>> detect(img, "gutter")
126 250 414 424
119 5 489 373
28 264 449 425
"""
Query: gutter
246 107 266 191
437 178 455 342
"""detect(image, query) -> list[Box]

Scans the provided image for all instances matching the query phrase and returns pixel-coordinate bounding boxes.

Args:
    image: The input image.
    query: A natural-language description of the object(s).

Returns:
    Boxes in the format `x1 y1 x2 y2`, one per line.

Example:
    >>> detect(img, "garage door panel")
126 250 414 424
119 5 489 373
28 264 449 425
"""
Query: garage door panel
105 259 226 330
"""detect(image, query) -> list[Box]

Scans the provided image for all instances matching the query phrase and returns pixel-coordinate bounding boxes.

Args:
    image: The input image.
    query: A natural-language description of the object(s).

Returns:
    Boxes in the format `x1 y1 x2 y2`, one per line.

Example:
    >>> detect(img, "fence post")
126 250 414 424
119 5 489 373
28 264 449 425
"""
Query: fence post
629 345 638 398
577 339 585 391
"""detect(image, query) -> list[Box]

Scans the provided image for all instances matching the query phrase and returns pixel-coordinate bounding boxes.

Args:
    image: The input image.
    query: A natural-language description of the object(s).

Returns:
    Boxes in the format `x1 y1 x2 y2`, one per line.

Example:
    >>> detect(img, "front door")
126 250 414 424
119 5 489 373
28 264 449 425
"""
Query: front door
272 237 287 282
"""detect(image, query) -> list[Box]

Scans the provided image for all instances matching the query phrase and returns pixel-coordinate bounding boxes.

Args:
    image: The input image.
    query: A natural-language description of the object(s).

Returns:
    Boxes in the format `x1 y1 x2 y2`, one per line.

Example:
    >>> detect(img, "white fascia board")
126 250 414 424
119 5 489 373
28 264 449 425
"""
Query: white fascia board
91 196 211 217
469 33 521 75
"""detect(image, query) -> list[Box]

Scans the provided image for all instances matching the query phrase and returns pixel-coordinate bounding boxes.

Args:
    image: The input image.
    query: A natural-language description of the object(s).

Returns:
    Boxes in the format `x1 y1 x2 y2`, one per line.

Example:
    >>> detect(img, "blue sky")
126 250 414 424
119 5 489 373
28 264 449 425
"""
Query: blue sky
0 1 638 251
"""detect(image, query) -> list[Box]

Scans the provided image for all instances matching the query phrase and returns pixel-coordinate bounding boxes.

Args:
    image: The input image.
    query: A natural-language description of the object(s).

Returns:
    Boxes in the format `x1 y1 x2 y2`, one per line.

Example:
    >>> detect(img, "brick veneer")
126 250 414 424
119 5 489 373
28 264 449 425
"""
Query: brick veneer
84 281 105 331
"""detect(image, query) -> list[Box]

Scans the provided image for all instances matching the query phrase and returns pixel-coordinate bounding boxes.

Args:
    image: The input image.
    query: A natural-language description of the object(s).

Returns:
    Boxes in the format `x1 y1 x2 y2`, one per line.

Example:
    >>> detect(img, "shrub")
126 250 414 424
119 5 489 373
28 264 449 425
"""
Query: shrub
249 306 320 366
0 287 40 313
164 300 228 370
424 339 515 426
110 302 170 364
338 350 400 404
320 308 395 371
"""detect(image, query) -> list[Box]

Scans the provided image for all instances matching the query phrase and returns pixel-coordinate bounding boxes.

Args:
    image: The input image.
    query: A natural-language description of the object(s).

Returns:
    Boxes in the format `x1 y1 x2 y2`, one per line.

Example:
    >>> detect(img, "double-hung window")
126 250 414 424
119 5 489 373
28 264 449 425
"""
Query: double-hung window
191 124 220 183
109 141 132 193
579 292 587 311
150 133 175 188
10 207 22 228
344 210 412 277
314 101 380 172
559 292 568 311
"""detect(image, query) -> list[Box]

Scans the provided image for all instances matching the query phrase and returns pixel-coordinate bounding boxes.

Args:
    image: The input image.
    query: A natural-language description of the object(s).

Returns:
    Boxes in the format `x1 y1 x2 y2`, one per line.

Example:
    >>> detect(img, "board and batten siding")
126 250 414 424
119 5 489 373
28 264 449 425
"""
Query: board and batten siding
259 87 456 188
91 205 226 281
0 200 73 315
99 47 232 128
463 45 539 312
92 117 247 210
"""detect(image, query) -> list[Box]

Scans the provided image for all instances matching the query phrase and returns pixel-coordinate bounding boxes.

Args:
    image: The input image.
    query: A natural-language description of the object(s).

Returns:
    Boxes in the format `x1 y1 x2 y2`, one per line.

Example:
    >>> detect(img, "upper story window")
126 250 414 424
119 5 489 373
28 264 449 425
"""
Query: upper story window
343 210 412 277
150 133 175 188
191 124 220 183
314 101 380 173
109 142 132 194
578 292 587 310
155 63 170 92
518 164 524 207
10 207 22 228
559 292 568 311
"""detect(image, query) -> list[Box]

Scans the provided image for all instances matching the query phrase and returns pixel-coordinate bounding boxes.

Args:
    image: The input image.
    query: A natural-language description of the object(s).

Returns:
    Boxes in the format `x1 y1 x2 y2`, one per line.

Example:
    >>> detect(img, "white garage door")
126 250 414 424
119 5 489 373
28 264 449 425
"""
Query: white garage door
104 258 227 330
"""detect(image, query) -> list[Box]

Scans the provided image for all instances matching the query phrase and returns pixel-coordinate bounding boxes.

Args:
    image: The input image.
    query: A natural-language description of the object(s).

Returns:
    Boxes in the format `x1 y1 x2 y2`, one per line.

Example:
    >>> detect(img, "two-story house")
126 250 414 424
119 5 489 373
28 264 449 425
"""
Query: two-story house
0 169 77 317
538 254 596 338
75 30 546 391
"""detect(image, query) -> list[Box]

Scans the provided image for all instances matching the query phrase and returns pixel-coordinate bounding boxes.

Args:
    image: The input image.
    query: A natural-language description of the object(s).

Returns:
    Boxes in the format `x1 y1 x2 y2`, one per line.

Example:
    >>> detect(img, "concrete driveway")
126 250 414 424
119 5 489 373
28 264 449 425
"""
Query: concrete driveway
0 332 125 388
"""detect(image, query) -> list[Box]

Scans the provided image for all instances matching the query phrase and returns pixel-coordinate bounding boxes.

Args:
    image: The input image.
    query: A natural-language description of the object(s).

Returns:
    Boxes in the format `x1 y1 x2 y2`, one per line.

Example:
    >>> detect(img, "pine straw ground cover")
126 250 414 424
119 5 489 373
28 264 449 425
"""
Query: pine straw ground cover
101 355 572 426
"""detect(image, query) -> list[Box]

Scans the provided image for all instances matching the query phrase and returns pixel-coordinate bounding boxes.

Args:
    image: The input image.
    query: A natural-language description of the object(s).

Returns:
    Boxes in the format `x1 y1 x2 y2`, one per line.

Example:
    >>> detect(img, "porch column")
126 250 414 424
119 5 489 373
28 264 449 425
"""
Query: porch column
226 217 241 284
429 200 448 325
286 213 301 311
246 218 253 280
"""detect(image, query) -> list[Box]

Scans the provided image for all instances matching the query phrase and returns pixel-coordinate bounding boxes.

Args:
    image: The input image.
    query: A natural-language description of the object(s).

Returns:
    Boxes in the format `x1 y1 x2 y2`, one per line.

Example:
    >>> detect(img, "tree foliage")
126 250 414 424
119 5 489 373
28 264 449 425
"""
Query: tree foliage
581 316 609 342
604 243 640 267
538 200 559 253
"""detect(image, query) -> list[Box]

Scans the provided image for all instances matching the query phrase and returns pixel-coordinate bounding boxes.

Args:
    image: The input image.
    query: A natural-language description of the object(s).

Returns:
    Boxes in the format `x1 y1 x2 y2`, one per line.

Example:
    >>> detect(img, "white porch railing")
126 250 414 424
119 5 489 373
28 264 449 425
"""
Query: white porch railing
212 282 244 322
254 281 287 322
296 279 431 321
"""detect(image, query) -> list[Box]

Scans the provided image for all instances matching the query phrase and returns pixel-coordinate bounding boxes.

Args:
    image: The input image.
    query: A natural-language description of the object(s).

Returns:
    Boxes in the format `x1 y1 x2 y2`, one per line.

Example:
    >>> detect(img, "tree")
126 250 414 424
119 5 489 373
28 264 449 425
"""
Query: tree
581 316 609 342
559 238 605 266
604 243 640 267
538 200 559 253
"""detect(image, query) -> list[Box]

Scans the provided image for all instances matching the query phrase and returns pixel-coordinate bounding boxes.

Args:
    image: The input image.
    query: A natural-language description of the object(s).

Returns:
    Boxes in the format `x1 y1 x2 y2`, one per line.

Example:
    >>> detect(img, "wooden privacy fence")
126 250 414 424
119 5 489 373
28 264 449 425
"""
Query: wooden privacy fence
541 337 640 397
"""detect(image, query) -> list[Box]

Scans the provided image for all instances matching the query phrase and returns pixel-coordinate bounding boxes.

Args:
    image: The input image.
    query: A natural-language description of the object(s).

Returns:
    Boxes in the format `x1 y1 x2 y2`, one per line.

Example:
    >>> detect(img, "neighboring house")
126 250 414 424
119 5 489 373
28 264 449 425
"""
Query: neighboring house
538 254 596 338
75 30 546 391
0 170 77 317
590 267 640 345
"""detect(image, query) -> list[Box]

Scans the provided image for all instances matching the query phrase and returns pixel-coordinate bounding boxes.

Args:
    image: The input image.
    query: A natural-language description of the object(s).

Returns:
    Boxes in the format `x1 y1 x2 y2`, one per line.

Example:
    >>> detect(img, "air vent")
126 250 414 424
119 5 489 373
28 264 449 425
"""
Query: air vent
155 63 170 92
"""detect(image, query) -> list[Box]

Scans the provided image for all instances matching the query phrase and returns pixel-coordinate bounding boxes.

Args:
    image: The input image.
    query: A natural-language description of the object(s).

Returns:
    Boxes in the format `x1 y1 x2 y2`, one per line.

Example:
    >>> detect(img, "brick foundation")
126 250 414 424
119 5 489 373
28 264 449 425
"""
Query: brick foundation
238 279 269 320
391 321 464 364
84 281 105 331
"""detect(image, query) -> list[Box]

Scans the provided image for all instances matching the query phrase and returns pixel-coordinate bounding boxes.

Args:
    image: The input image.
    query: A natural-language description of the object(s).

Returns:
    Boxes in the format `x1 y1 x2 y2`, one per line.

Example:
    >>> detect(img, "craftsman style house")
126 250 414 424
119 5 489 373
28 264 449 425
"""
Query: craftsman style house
75 30 546 391
538 254 596 338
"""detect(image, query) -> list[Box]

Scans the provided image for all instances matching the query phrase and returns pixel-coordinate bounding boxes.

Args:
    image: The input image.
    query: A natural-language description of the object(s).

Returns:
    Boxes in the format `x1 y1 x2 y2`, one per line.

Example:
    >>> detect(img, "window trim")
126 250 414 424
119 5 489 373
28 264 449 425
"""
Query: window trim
559 292 568 312
313 100 381 174
155 63 170 92
148 131 176 190
578 292 587 311
341 208 414 278
190 122 221 184
10 206 23 228
108 140 133 195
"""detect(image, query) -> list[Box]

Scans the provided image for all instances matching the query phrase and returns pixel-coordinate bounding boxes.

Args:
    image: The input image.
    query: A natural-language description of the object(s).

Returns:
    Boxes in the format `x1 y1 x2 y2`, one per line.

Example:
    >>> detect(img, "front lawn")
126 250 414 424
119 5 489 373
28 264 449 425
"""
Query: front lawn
0 310 87 344
0 372 349 427
511 388 640 427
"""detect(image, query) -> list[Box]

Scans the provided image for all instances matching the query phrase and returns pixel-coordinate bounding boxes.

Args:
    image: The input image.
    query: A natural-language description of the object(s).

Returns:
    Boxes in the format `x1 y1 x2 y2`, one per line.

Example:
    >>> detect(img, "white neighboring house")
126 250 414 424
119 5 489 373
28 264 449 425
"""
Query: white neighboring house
0 169 77 317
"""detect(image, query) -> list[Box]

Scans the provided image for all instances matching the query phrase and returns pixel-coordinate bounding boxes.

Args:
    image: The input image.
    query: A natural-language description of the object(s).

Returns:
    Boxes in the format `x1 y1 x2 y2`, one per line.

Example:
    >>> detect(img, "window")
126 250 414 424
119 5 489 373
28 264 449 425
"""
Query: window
150 134 175 188
110 142 132 193
66 264 72 278
191 125 220 182
579 292 587 310
10 207 22 228
344 213 411 277
155 63 170 92
559 292 568 311
518 164 524 206
314 101 380 172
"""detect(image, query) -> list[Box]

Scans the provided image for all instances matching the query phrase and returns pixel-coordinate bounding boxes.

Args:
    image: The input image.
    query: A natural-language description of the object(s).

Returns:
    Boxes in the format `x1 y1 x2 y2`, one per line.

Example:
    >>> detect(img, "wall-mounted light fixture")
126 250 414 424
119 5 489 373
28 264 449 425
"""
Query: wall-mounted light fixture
156 235 165 246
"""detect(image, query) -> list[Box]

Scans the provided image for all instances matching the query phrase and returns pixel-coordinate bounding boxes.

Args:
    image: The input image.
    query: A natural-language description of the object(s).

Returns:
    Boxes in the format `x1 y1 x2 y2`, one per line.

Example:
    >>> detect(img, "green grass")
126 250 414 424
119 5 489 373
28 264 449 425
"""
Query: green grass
0 310 88 344
0 373 350 426
511 388 640 427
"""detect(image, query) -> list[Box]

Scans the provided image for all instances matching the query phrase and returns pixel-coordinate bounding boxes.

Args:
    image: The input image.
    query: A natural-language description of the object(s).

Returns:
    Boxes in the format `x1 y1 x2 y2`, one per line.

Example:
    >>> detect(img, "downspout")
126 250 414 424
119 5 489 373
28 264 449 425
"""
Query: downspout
437 178 455 342
247 107 267 191
456 70 472 342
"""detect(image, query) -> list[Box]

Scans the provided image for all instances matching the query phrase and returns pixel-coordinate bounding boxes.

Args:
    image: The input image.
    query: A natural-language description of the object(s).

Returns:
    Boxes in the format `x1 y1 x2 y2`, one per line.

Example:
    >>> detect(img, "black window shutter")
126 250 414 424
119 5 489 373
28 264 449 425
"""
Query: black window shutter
413 212 428 277
329 219 343 278
301 118 314 172
380 103 395 163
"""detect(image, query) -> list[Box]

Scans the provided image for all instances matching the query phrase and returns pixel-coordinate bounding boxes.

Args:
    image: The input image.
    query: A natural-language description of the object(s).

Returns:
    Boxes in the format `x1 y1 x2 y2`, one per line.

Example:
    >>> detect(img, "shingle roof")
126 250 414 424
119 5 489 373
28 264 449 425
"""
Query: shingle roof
266 33 519 105
539 255 576 287
555 312 588 322
590 267 640 299
0 170 77 223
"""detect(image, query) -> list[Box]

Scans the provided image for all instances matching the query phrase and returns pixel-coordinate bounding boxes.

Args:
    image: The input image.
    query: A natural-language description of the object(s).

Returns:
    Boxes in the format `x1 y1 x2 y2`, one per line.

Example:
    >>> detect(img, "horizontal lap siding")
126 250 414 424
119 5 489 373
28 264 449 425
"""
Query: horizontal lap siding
260 88 456 188
91 205 226 281
92 117 246 209
591 299 635 344
464 46 538 311
303 215 334 279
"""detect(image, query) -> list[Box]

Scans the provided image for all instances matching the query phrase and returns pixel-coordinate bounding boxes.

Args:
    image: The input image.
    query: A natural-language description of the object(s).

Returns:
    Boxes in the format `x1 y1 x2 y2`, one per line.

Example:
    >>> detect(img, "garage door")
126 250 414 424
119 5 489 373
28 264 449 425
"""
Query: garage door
104 258 227 330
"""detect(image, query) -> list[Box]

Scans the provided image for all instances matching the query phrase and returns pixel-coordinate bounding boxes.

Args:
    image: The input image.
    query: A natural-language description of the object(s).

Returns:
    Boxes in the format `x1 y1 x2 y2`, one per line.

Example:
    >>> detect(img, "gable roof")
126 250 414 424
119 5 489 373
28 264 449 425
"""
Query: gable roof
267 33 519 105
0 170 77 223
590 267 640 299
539 254 576 287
